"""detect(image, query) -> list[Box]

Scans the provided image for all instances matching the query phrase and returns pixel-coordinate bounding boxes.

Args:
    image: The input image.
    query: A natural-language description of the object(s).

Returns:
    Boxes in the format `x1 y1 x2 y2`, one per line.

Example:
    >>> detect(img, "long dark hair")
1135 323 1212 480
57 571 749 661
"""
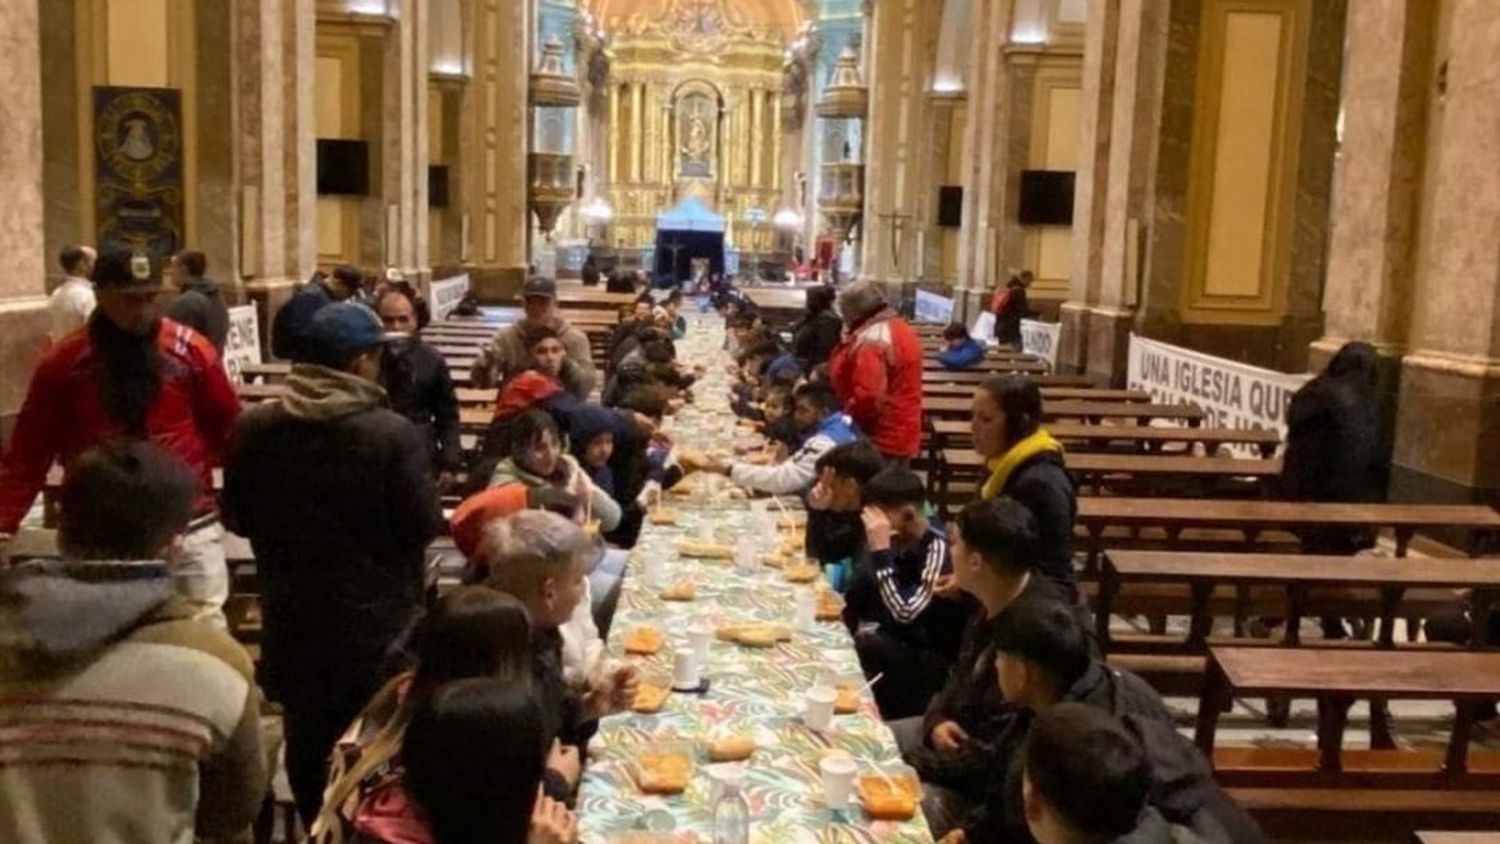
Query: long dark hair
980 374 1043 448
403 678 548 844
509 409 562 477
88 314 163 436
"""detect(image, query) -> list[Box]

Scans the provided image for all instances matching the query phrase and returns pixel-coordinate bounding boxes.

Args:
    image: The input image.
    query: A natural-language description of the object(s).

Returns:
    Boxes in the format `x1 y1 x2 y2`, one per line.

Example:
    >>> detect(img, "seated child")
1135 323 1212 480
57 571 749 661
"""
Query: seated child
805 439 887 590
568 404 619 500
936 322 986 371
680 383 859 497
844 468 971 719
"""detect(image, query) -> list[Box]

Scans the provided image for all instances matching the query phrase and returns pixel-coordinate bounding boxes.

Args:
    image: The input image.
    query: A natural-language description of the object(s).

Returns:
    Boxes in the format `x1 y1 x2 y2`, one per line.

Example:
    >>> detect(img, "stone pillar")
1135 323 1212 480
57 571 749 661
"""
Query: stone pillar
238 0 317 356
0 0 48 437
1058 0 1121 373
462 0 530 302
1390 0 1500 510
955 0 1013 301
381 0 429 284
861 0 942 287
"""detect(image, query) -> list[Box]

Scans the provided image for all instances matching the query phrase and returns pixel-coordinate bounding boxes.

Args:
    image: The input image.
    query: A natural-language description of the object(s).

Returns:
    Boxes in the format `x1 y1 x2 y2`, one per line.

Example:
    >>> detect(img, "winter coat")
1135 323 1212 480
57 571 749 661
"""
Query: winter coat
842 522 968 657
271 278 336 361
791 309 843 370
0 558 265 843
0 318 240 533
166 277 231 353
488 454 622 532
1280 342 1387 553
983 441 1079 600
828 309 925 458
471 318 597 397
993 282 1030 346
221 364 440 702
383 336 463 473
936 337 986 371
728 411 860 496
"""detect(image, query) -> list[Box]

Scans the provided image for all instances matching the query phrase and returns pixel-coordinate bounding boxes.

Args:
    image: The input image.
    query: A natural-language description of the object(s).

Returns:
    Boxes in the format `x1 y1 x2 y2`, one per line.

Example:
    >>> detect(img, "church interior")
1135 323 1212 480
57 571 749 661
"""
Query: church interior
2 0 1500 841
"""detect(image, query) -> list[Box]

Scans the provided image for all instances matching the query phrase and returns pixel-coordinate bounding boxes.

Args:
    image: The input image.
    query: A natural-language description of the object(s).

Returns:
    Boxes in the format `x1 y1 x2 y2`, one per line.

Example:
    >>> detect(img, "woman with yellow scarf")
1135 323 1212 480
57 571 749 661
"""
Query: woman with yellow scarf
970 375 1078 599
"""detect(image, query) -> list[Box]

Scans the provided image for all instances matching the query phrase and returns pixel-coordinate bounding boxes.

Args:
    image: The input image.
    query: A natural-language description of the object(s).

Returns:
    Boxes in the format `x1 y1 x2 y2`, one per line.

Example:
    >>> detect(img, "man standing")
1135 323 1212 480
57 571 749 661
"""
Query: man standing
0 441 266 843
829 281 924 464
222 302 439 824
270 264 364 361
165 249 230 353
0 249 241 627
377 285 462 489
471 277 597 397
991 271 1033 350
47 244 96 342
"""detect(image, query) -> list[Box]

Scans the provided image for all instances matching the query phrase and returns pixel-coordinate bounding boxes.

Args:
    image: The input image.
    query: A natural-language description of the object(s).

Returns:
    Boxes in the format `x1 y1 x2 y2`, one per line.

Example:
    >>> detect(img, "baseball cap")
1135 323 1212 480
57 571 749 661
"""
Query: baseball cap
91 248 162 291
301 302 386 367
522 276 557 300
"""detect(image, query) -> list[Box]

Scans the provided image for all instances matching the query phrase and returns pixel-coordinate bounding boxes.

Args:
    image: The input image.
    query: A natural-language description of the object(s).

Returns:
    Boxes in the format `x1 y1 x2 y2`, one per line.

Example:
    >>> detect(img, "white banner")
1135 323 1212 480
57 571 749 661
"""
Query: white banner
1126 333 1309 456
969 311 995 341
430 273 472 320
914 289 955 324
222 305 262 385
1020 319 1060 372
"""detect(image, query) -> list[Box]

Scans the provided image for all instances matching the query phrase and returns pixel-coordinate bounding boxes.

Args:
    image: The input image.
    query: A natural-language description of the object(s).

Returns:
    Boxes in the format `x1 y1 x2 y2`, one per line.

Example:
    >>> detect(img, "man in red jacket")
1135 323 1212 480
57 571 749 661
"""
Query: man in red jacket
0 249 241 627
829 281 924 464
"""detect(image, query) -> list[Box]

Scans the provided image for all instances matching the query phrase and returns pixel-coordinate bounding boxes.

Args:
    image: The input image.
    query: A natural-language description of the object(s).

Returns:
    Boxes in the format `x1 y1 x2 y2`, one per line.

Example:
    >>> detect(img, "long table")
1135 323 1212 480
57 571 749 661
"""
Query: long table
576 316 932 843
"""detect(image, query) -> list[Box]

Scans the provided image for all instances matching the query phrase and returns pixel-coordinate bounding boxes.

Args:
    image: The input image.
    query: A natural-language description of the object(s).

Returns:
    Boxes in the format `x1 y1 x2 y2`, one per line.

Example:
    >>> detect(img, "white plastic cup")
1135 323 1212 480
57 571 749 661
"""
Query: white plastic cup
672 648 701 691
794 589 817 631
688 623 713 662
734 536 759 573
820 754 858 810
643 555 668 589
804 685 837 731
696 520 716 542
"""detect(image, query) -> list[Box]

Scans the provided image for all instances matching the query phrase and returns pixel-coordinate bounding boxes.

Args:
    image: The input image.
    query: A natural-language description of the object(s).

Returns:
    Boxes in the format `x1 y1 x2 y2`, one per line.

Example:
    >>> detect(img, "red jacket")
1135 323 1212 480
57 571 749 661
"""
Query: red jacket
829 309 925 458
0 319 241 531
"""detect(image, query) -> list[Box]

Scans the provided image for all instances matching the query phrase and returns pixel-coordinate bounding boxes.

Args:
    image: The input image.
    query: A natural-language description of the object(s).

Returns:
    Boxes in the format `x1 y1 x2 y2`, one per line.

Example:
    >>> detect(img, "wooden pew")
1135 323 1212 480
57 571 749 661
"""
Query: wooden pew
923 396 1206 425
1196 647 1500 840
927 418 1281 457
1413 834 1500 844
922 369 1096 387
554 289 638 311
1075 499 1500 572
938 449 1282 497
922 357 1050 374
922 383 1151 401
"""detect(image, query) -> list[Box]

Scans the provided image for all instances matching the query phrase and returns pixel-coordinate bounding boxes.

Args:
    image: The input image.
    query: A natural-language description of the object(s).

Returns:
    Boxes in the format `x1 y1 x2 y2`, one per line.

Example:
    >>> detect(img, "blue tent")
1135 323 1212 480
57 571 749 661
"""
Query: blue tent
654 196 725 232
655 197 726 282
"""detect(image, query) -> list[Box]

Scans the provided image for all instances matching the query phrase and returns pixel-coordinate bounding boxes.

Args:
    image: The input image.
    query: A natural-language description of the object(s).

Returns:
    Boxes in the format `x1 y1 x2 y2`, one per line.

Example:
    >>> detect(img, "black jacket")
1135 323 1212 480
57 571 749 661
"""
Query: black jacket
806 507 863 568
792 310 843 370
994 283 1030 346
270 279 335 361
221 402 440 702
909 575 1068 795
383 337 463 473
842 523 968 658
1002 450 1079 599
166 278 230 353
968 661 1264 843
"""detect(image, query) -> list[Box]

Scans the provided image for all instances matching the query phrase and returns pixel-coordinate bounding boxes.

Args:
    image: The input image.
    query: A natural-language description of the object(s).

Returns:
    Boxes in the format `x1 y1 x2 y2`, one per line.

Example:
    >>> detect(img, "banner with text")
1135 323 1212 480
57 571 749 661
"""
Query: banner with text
913 289 955 324
1020 319 1060 372
222 305 262 385
1126 334 1309 456
430 273 472 320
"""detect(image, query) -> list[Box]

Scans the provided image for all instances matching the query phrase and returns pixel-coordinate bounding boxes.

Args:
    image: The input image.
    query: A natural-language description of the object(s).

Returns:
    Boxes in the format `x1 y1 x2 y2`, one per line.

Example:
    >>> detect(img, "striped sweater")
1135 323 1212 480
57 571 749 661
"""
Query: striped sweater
843 524 969 656
0 559 266 843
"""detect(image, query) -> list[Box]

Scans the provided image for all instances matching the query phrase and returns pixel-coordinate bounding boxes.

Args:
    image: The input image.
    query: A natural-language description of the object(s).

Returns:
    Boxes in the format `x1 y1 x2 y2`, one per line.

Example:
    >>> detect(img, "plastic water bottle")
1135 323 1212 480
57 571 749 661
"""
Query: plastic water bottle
712 766 750 844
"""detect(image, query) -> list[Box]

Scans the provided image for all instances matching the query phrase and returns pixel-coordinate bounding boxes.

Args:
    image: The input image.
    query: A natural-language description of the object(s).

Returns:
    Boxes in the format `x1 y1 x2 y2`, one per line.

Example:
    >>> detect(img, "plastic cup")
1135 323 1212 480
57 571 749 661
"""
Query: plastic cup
794 589 817 631
643 555 668 589
696 521 716 542
687 623 713 662
820 754 858 810
672 648 701 691
804 685 837 731
734 536 759 573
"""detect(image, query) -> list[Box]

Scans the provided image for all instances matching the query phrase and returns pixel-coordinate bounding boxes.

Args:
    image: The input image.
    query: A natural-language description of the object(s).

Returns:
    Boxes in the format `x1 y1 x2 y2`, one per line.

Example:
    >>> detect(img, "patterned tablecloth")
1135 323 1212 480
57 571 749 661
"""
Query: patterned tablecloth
578 317 933 844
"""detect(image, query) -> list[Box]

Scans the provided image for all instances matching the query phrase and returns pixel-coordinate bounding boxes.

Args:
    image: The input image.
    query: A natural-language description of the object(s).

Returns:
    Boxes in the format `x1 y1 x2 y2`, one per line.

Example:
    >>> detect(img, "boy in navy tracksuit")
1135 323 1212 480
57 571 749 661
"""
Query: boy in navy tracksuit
844 468 972 719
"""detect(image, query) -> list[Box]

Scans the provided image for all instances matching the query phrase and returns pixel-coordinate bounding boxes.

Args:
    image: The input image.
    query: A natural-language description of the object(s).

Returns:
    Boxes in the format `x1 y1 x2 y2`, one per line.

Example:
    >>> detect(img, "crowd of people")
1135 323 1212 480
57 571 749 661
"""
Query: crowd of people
0 248 1420 843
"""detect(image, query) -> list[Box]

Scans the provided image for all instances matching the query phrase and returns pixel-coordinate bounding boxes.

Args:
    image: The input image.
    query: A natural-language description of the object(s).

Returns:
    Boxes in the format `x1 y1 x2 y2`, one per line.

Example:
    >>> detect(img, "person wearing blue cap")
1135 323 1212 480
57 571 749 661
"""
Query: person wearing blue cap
222 301 441 825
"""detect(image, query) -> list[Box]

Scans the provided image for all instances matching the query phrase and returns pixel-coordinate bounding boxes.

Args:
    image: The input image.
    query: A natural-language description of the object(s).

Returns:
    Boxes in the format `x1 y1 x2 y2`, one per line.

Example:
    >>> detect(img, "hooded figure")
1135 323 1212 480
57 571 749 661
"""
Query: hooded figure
1279 341 1388 553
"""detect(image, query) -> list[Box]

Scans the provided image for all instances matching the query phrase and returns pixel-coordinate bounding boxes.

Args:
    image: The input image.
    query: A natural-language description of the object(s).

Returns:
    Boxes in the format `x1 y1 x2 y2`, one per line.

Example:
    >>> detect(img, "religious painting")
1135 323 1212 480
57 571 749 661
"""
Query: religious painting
676 91 717 179
94 86 183 258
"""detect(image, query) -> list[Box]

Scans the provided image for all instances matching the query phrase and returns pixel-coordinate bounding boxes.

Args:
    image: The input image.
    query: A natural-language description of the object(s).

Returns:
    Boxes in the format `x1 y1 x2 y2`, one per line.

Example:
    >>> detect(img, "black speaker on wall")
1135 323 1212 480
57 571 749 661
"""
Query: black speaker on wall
938 186 963 228
1018 170 1075 225
428 165 450 208
316 139 370 196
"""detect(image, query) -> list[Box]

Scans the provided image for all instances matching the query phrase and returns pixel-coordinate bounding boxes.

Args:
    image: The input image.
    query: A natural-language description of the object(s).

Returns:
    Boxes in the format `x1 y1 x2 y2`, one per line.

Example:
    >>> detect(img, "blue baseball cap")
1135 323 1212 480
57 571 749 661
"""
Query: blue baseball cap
302 302 386 367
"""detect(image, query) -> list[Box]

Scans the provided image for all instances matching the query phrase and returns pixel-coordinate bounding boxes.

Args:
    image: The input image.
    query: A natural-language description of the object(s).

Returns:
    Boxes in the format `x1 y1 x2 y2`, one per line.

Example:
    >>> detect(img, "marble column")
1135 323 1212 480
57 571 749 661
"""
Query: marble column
461 0 530 301
0 0 48 436
238 0 317 357
382 0 429 283
861 0 942 287
1390 0 1500 510
1058 0 1120 373
955 0 1013 301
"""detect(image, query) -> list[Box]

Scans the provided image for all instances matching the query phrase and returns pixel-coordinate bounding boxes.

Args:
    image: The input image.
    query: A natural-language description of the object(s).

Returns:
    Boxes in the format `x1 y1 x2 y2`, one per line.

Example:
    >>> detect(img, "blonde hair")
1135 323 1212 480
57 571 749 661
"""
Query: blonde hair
478 509 591 600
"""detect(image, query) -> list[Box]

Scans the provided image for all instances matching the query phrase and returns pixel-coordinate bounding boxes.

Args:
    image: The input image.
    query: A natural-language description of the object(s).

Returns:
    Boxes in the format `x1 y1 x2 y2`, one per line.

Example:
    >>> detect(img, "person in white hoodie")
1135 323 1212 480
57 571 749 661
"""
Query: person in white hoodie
679 382 860 496
47 244 96 342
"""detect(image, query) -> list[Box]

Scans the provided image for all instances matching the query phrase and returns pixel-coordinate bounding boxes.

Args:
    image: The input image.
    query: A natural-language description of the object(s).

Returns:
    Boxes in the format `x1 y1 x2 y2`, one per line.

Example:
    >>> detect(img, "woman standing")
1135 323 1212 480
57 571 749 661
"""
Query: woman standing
791 285 842 371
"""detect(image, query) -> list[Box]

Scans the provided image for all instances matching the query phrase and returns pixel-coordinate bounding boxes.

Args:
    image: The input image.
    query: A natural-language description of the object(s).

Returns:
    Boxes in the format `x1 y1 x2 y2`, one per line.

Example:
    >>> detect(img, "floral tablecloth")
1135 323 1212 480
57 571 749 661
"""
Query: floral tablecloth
578 317 933 844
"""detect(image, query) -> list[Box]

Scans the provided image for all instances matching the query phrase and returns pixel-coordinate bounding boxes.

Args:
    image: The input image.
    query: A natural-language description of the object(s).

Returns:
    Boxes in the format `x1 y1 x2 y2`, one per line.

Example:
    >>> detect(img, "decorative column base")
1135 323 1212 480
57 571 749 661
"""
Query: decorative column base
1057 302 1135 384
1390 351 1500 520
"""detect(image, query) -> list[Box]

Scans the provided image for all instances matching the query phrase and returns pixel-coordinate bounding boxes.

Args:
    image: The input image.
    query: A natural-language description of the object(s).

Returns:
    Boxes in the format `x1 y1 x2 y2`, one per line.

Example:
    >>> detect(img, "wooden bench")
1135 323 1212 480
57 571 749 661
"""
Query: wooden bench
922 357 1049 374
922 396 1206 425
922 369 1096 387
927 418 1281 457
554 290 638 310
937 449 1281 498
1412 834 1500 844
1196 647 1500 839
922 384 1150 402
1076 498 1500 573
